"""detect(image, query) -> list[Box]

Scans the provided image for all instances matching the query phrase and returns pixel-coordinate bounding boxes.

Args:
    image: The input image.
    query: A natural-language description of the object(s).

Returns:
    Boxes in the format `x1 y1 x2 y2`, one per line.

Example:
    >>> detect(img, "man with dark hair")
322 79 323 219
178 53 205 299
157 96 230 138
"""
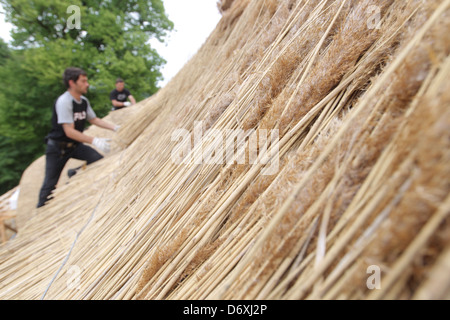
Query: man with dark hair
110 78 136 111
37 67 120 208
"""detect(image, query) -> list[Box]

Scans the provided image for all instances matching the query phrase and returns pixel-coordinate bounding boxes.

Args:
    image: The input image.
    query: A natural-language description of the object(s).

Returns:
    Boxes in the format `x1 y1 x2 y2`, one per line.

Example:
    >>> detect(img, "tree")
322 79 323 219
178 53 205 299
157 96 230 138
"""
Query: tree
0 0 173 194
0 38 9 62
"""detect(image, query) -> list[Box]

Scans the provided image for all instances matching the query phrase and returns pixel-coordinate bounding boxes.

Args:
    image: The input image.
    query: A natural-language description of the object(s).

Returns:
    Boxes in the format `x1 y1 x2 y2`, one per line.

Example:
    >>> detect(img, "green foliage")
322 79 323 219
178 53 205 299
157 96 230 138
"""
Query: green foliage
0 0 173 193
0 39 9 63
0 136 25 195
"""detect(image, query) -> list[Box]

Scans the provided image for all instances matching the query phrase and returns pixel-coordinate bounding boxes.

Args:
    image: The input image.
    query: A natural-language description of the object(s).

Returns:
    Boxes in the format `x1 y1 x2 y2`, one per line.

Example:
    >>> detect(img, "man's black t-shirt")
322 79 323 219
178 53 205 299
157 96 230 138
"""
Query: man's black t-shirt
110 89 131 104
47 91 96 143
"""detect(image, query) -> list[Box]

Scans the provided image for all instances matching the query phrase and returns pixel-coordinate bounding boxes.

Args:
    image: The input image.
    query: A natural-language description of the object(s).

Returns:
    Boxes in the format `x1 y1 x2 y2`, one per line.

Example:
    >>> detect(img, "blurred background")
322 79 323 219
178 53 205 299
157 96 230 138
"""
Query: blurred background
0 0 221 195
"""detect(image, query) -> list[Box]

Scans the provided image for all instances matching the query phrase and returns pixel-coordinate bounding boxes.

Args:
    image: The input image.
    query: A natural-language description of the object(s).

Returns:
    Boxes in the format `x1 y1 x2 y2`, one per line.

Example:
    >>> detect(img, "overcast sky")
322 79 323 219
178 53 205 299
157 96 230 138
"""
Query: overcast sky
0 1 222 87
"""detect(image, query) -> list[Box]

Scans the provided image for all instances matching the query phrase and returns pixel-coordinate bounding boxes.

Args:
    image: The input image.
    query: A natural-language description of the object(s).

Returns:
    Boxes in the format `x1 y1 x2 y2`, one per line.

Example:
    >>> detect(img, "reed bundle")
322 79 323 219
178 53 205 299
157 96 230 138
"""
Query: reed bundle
0 0 449 300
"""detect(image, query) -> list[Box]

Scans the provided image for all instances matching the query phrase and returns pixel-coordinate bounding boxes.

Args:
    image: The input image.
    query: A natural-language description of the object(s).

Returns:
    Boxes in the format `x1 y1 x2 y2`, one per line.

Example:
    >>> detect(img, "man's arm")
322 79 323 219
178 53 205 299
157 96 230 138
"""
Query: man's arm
62 123 94 144
62 118 117 143
63 121 115 153
111 99 128 107
89 117 117 131
128 95 136 105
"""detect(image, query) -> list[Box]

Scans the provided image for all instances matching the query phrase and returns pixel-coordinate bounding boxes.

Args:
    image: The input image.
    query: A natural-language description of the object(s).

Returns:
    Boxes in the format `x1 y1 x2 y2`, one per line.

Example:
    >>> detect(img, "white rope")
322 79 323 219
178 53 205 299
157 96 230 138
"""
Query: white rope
40 167 117 300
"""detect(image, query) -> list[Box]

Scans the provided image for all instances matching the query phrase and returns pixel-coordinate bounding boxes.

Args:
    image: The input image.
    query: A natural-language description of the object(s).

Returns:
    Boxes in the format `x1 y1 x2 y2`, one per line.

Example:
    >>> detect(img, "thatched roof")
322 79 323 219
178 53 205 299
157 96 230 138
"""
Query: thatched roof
0 0 449 300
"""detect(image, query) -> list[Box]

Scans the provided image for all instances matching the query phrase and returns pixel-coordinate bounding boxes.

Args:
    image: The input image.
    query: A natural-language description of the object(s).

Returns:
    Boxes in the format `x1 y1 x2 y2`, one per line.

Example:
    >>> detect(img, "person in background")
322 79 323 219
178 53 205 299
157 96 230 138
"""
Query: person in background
110 78 136 111
37 67 120 208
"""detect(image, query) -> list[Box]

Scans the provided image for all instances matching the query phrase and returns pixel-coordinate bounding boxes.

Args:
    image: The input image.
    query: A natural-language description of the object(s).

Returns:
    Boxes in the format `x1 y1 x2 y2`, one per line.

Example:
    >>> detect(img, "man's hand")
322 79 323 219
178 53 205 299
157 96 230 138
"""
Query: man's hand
123 101 131 107
92 137 111 153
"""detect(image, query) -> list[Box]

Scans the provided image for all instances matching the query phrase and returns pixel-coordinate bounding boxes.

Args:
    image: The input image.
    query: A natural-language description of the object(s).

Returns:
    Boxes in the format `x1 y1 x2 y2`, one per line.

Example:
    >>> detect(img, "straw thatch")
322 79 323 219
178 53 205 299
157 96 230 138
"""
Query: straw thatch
0 0 449 300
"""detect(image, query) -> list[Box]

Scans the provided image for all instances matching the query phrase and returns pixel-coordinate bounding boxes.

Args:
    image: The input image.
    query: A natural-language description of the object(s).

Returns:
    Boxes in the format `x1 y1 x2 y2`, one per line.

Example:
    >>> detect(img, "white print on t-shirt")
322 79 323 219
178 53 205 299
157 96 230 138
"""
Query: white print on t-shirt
73 111 87 121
